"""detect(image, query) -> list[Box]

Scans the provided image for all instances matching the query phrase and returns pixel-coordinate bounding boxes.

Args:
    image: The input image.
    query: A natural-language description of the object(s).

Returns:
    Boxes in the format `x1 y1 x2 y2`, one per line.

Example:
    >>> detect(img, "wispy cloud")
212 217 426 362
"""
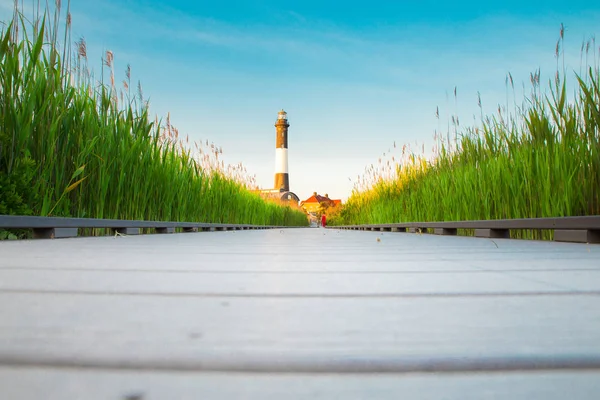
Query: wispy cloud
69 0 600 88
3 0 599 200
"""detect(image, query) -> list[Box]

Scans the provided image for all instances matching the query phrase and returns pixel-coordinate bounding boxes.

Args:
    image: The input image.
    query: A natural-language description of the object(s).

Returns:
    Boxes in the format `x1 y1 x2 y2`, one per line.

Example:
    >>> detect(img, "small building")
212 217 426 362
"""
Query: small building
300 192 341 222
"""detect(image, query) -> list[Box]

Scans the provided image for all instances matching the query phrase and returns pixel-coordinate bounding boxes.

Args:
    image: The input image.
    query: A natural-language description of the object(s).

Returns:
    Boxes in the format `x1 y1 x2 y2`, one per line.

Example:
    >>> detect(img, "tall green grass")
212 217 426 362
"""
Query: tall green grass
0 4 308 229
333 31 599 233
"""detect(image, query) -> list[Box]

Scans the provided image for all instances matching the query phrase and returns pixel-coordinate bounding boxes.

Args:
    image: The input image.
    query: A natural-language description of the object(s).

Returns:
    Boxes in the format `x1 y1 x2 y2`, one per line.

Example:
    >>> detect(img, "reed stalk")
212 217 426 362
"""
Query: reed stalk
0 4 308 235
332 30 599 240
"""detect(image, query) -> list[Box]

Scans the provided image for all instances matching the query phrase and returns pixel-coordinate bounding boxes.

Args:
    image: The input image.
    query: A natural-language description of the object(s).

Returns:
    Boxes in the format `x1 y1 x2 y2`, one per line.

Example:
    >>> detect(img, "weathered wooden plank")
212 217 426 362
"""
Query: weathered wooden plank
1 228 599 398
1 229 598 270
3 268 591 294
1 367 599 400
1 293 600 365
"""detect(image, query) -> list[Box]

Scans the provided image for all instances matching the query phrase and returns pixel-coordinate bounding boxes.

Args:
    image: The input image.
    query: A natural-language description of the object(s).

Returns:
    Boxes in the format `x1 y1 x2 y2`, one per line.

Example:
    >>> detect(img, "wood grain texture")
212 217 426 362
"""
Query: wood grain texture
1 228 599 398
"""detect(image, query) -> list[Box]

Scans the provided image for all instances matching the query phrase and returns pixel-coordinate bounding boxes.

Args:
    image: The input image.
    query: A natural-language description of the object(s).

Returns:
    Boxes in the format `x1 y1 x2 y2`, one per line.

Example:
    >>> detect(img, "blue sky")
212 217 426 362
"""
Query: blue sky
1 0 599 200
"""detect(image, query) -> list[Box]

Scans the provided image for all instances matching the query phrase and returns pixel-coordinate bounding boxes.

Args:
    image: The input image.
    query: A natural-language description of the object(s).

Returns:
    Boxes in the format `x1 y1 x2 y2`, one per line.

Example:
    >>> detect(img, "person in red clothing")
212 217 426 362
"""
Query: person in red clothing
321 214 326 228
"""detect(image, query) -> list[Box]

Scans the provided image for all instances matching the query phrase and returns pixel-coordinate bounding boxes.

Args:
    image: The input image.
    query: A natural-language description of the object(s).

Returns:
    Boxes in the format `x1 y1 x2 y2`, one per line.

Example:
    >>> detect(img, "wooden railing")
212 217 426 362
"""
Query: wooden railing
3 215 598 243
330 216 600 244
0 215 290 239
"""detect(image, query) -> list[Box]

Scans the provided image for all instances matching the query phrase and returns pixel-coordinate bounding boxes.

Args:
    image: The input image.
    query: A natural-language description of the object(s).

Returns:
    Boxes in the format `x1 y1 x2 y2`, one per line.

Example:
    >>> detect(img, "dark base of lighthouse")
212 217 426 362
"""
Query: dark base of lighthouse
274 173 289 192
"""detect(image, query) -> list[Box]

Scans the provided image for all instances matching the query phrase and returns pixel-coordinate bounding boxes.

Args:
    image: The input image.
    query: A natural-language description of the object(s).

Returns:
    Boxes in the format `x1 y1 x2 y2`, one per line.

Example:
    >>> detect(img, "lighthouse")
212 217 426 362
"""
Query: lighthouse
274 109 290 192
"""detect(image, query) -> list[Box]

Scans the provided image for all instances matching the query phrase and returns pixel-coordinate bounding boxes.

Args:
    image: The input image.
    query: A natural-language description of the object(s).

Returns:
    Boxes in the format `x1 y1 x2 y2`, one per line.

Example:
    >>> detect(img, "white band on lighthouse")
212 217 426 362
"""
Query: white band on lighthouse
275 148 288 173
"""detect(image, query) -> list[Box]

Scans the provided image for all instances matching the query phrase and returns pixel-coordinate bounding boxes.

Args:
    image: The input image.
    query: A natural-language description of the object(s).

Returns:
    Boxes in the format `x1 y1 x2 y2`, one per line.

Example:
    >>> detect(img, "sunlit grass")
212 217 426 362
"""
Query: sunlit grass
332 29 599 239
0 3 308 231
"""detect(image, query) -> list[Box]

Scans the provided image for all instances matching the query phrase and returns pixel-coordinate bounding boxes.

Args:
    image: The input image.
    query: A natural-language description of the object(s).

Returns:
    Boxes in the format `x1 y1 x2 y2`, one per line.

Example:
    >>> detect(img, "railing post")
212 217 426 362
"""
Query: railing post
32 228 78 239
434 228 457 236
555 230 600 244
113 228 140 235
475 229 509 239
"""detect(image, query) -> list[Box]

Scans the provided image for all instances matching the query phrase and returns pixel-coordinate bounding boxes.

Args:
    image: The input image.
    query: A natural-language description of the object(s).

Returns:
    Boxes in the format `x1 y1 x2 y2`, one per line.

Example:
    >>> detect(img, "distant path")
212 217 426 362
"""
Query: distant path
1 229 599 399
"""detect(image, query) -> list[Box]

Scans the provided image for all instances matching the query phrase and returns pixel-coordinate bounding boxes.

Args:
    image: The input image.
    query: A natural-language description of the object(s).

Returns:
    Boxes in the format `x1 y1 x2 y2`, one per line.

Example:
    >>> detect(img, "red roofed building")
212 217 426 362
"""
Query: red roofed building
300 192 342 224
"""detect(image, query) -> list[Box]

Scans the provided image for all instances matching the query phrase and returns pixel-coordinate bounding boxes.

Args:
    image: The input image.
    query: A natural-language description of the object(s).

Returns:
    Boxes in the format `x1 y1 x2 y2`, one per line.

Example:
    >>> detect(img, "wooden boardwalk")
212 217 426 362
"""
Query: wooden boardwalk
1 228 599 399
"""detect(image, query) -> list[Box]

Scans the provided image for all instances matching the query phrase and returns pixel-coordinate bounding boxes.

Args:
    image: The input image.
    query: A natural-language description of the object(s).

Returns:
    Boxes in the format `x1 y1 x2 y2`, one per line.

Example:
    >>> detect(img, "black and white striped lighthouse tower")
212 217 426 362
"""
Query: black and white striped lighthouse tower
274 109 290 192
